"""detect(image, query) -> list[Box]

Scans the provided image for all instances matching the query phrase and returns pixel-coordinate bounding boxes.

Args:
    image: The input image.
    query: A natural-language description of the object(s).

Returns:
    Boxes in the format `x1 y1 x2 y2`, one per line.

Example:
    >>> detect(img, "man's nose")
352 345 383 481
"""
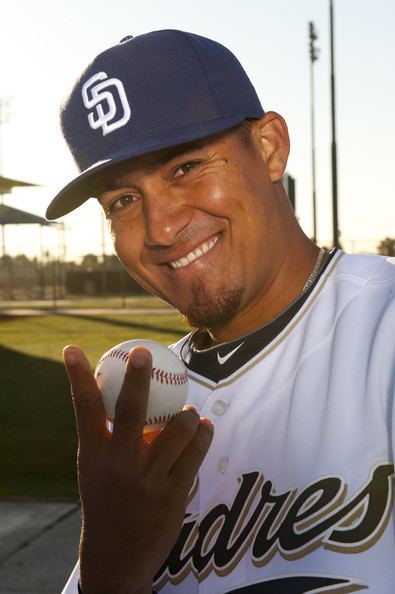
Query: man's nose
143 190 191 247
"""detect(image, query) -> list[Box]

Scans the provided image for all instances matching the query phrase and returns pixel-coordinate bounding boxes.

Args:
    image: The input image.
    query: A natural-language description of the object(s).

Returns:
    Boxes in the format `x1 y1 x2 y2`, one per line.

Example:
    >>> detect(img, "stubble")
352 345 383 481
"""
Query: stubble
183 279 243 331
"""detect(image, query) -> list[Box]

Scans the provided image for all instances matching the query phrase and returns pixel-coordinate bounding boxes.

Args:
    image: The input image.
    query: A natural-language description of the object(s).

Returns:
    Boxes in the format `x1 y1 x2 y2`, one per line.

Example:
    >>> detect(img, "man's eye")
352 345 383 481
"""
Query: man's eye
174 160 201 179
107 193 137 215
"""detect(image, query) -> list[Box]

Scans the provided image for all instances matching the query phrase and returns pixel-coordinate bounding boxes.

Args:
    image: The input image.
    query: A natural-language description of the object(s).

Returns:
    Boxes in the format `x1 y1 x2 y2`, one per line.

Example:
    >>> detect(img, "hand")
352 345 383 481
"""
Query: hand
63 345 213 594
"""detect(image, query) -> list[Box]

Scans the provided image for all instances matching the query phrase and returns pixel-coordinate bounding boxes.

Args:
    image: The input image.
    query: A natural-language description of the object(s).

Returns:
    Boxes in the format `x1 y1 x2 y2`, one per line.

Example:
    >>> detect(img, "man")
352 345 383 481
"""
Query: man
47 31 395 594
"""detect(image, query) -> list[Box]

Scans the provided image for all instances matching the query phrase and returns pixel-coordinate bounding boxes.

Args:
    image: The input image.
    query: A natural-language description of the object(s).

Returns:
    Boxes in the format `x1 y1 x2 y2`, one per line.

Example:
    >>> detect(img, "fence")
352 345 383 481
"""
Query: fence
0 260 147 301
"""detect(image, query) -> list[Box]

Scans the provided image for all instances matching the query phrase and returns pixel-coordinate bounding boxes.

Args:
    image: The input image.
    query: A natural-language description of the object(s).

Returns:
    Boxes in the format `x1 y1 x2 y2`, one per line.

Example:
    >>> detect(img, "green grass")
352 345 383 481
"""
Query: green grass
0 294 173 310
0 312 188 500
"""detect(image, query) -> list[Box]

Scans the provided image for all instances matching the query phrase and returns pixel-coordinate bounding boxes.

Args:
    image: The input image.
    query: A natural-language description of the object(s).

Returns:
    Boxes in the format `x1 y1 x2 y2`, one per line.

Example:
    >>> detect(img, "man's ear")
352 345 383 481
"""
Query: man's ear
251 112 290 181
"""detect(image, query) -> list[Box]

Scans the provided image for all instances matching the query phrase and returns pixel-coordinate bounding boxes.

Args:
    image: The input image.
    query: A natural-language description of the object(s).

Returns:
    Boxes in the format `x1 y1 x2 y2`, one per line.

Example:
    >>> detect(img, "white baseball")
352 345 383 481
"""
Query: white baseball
94 339 189 434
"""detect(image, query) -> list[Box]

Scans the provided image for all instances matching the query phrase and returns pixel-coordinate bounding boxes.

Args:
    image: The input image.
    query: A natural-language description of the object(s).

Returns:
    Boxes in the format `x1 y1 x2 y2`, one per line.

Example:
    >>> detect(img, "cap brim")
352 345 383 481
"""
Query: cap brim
46 113 260 220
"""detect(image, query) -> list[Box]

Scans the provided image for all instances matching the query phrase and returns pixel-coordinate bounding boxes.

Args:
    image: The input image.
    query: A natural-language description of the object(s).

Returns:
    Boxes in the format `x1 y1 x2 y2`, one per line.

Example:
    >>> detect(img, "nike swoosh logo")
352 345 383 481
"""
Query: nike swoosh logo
217 342 245 365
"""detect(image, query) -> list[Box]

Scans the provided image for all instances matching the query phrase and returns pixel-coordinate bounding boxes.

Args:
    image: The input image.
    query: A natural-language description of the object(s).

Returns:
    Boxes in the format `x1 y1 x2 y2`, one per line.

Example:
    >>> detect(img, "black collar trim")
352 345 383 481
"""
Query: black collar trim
181 249 337 382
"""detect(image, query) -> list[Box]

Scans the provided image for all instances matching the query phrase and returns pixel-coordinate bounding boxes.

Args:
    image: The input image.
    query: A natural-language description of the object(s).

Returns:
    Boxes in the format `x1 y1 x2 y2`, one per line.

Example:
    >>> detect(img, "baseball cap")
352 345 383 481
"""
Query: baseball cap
46 29 264 220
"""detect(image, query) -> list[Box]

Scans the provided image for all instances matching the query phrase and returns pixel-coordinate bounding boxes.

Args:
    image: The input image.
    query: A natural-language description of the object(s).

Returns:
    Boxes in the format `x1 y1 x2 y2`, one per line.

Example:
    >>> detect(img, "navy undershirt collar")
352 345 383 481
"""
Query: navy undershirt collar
181 249 337 382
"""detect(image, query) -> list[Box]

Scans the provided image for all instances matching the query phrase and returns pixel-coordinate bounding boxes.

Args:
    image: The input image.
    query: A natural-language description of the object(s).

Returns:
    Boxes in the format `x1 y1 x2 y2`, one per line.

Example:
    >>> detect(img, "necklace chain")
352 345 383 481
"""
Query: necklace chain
303 247 326 292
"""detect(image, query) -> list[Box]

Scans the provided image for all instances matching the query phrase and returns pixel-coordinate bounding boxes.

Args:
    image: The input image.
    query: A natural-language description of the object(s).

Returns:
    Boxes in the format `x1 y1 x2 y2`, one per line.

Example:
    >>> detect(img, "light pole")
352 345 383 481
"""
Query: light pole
330 0 341 248
0 98 11 179
309 22 319 245
101 210 108 295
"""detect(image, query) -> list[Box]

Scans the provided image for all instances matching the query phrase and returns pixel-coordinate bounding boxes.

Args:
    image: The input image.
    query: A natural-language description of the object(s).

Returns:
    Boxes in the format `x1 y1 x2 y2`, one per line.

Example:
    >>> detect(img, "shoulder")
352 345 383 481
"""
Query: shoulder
320 252 395 311
321 251 395 351
300 251 395 355
330 252 395 286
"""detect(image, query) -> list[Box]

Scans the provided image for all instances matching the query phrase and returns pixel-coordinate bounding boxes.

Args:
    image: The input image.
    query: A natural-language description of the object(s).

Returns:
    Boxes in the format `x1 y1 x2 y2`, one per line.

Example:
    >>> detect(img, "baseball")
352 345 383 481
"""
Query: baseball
94 339 189 439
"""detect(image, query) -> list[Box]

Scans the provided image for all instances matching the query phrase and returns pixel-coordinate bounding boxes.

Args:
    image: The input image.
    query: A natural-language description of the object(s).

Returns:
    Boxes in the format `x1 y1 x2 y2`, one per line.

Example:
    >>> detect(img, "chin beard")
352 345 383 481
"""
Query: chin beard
184 282 243 330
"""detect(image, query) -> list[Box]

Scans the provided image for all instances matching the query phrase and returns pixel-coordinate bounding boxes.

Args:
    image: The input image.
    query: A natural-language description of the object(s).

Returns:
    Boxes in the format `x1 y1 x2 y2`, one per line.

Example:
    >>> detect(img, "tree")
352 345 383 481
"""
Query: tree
80 254 100 270
377 237 395 257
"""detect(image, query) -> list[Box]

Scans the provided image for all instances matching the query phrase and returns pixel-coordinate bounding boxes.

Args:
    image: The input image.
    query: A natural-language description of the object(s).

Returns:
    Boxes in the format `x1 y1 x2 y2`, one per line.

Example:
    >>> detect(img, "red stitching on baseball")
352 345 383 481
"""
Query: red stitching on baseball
145 412 174 426
98 348 129 366
151 367 188 385
98 353 189 385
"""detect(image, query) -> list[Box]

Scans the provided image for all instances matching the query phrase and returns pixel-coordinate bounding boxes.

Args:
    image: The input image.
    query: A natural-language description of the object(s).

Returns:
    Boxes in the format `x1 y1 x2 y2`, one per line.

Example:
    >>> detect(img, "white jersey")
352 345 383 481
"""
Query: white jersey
62 252 395 594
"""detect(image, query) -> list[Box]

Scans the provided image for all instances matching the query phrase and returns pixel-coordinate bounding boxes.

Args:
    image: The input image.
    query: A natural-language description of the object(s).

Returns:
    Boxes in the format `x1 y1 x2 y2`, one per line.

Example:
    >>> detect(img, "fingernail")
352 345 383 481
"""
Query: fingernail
184 404 199 416
201 417 215 432
63 347 76 365
131 348 150 368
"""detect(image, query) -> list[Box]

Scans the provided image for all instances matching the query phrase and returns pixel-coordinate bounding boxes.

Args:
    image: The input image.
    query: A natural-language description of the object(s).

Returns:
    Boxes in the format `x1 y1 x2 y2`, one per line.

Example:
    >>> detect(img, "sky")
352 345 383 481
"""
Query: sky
0 0 394 261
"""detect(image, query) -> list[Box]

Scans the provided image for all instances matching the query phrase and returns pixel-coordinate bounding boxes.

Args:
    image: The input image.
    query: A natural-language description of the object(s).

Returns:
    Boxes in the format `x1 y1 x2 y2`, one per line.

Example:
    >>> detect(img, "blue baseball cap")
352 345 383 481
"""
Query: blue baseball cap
46 29 264 220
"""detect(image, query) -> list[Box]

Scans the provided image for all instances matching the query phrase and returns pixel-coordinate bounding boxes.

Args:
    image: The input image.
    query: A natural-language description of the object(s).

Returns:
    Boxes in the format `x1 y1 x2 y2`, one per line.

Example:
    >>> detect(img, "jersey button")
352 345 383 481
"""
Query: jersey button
211 399 229 416
217 457 229 474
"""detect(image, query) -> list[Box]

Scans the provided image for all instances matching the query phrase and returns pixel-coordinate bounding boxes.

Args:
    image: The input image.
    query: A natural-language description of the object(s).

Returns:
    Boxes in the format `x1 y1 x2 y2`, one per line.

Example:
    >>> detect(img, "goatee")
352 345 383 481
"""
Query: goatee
184 281 243 330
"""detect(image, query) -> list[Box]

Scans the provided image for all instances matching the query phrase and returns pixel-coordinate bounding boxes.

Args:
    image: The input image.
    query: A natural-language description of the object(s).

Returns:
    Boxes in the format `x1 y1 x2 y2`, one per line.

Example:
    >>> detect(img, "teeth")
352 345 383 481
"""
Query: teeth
170 236 218 269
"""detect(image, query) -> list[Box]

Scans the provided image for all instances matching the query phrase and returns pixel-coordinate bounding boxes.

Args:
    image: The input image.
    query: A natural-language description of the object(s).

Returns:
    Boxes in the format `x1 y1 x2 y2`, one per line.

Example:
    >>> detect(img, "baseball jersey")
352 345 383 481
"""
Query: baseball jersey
62 251 395 594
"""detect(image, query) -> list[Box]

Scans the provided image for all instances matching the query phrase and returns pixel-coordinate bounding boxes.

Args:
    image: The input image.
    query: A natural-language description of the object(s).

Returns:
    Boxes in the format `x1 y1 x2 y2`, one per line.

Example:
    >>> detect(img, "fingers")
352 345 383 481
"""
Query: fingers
171 417 214 493
63 345 107 452
65 340 213 502
111 347 152 454
148 408 214 484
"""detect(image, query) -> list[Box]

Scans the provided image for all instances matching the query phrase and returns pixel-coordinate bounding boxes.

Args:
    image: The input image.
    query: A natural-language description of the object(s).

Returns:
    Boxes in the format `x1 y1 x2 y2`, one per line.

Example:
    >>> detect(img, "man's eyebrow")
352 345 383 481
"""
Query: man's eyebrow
94 138 209 194
143 138 208 173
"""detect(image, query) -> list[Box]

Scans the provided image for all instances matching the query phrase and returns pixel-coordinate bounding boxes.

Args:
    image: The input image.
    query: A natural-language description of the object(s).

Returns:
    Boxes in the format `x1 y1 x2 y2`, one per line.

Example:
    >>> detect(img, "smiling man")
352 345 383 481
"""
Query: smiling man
47 31 395 594
93 118 316 341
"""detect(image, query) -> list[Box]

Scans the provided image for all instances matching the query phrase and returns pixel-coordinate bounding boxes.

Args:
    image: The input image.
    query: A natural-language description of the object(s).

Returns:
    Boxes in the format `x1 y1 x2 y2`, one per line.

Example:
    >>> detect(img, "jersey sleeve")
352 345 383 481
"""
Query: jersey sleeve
386 299 395 461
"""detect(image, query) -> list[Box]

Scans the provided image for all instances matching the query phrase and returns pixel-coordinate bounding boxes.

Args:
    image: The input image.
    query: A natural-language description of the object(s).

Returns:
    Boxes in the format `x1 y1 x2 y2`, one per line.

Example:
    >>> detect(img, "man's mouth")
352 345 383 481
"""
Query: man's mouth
169 235 219 270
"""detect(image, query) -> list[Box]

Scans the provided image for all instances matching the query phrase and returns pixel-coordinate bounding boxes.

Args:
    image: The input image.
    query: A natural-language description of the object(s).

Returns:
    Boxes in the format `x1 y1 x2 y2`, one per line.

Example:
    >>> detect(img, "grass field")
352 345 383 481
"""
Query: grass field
0 309 188 500
0 294 173 310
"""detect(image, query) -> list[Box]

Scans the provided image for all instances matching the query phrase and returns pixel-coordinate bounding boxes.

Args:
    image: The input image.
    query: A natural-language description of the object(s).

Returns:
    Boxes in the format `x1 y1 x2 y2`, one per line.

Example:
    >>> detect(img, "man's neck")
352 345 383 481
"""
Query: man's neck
207 241 326 345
